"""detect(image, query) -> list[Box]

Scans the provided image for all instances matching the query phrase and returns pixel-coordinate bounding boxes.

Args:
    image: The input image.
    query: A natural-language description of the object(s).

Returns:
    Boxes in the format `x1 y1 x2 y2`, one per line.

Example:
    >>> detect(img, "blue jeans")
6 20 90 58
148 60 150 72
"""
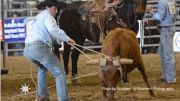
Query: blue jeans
159 26 176 83
24 42 70 101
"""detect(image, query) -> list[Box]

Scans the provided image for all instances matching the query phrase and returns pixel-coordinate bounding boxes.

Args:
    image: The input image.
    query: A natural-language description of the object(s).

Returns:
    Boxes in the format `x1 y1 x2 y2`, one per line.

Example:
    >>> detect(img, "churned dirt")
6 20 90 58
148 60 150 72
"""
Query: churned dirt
1 53 180 101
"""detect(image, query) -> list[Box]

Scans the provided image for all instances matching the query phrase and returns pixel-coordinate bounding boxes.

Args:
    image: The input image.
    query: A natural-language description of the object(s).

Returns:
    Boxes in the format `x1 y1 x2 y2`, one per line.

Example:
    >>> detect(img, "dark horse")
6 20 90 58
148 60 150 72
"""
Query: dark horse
102 0 147 83
55 0 147 83
58 1 100 82
105 0 147 33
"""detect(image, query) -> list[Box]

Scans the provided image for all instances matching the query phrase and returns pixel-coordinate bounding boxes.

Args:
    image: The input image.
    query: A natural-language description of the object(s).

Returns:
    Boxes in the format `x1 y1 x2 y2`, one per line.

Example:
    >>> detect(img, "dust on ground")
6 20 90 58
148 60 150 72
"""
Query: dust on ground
1 53 180 101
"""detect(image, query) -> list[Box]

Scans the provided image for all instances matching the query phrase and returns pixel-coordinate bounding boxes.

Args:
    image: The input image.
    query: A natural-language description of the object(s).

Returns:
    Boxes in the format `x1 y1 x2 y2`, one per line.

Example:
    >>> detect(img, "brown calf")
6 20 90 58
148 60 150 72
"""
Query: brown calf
99 28 155 100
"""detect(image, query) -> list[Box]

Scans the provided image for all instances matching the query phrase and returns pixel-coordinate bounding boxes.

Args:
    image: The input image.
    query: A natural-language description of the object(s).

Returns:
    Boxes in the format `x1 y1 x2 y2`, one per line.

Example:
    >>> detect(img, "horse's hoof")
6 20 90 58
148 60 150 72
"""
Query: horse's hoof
72 74 81 85
149 90 155 97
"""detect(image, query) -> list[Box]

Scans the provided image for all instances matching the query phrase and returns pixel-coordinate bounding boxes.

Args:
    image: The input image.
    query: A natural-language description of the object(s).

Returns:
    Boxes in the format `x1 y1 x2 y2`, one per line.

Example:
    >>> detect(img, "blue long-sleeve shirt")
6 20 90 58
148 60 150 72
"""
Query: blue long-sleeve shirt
25 10 70 47
153 0 176 27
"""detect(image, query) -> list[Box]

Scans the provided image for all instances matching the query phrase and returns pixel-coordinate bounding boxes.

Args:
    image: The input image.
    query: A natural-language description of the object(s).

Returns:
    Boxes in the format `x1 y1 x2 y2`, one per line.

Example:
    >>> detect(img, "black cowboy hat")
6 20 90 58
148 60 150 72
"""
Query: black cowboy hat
36 0 67 10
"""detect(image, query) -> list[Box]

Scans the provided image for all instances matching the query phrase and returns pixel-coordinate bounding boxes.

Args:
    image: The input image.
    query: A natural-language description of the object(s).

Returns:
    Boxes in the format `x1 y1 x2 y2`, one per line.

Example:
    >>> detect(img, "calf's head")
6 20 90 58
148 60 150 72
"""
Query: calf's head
99 56 122 100
86 56 133 100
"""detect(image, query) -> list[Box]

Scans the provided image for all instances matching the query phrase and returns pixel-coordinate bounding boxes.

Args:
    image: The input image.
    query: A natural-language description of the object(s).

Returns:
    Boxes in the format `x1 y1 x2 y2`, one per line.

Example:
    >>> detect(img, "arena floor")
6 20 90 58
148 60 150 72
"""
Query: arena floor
1 53 180 101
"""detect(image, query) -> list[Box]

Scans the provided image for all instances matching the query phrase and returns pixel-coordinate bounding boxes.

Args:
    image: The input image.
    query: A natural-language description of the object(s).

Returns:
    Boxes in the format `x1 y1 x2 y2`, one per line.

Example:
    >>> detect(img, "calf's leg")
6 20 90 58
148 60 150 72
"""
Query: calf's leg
107 91 115 101
121 65 129 83
137 63 155 97
102 81 107 98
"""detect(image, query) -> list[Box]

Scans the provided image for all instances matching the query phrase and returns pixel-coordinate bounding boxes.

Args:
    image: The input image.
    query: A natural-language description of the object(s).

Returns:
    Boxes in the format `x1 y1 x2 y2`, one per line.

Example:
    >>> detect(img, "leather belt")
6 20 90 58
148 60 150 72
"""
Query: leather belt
25 41 45 47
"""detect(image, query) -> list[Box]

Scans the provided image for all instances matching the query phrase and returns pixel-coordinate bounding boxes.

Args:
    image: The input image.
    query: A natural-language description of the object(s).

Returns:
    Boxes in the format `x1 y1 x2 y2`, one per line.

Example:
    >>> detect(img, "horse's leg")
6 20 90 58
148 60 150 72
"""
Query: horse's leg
71 37 85 83
137 62 155 97
71 46 81 83
63 43 71 75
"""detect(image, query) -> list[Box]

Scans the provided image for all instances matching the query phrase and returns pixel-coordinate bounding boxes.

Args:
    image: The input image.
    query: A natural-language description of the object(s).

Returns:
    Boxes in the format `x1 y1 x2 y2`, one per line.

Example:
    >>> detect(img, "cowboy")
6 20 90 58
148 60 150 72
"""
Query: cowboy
146 0 177 84
24 0 75 101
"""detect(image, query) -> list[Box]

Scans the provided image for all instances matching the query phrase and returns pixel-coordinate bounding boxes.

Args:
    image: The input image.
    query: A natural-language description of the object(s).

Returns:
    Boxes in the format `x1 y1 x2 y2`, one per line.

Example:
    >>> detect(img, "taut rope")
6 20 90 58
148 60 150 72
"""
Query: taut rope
67 42 110 59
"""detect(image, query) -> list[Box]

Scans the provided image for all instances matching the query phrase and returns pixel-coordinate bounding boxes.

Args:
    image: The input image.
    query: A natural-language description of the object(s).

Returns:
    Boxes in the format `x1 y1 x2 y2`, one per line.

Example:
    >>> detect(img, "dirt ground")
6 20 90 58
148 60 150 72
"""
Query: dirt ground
1 53 180 101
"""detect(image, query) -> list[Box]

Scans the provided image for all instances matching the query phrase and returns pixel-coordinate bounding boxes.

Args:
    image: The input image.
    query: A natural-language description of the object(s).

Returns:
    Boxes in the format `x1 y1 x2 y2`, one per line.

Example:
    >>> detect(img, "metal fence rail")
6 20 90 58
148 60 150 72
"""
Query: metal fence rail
2 0 180 56
139 0 180 53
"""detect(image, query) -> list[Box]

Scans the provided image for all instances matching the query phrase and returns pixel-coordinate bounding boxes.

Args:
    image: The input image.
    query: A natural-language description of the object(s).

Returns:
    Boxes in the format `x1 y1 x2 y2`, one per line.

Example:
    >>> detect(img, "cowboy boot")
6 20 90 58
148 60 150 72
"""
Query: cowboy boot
37 96 50 101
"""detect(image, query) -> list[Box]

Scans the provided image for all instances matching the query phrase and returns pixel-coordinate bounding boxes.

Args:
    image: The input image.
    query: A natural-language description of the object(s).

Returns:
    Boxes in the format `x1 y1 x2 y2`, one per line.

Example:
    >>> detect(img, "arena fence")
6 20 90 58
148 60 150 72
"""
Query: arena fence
1 0 180 56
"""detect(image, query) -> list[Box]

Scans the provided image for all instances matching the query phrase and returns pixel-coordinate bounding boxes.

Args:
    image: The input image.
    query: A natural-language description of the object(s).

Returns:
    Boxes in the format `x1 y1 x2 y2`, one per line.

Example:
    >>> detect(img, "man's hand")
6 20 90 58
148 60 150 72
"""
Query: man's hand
146 5 154 14
68 39 76 45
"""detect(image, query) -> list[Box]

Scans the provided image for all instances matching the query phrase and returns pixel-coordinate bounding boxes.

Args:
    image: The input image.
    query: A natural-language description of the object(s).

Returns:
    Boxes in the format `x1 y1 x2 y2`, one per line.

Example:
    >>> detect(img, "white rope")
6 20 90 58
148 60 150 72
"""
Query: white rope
9 63 38 100
9 42 103 99
67 43 92 60
8 71 99 99
30 63 38 101
9 90 37 99
68 42 110 59
70 72 99 80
